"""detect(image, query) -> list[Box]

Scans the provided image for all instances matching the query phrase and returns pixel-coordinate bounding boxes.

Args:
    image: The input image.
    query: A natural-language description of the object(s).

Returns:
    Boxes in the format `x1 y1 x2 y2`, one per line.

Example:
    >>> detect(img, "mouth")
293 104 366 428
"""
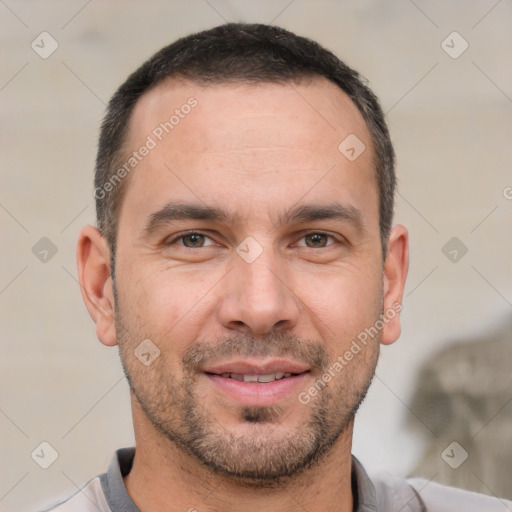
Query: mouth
208 372 298 383
201 359 311 406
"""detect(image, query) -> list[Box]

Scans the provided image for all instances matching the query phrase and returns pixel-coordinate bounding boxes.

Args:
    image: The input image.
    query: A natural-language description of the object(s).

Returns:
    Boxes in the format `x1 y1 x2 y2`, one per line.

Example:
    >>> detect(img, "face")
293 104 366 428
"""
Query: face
110 77 389 483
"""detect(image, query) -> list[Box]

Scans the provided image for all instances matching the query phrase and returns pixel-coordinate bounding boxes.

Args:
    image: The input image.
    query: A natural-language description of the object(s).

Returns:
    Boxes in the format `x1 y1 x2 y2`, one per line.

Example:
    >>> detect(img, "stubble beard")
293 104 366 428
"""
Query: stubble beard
115 303 379 487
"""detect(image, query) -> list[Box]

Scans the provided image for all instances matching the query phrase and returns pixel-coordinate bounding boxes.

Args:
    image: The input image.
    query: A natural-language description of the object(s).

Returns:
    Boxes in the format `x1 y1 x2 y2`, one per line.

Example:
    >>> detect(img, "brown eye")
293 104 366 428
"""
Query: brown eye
304 233 330 248
181 233 207 247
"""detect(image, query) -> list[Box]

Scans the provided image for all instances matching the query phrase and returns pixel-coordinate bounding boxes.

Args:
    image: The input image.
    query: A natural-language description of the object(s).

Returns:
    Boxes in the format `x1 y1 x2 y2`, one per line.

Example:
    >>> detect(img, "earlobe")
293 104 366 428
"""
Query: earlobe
380 224 409 346
76 225 118 347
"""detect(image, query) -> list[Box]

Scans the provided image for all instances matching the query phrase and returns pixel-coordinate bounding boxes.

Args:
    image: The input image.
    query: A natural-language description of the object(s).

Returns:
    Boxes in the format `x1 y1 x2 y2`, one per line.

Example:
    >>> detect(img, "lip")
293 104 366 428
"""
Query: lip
202 358 310 376
204 373 309 406
201 358 311 407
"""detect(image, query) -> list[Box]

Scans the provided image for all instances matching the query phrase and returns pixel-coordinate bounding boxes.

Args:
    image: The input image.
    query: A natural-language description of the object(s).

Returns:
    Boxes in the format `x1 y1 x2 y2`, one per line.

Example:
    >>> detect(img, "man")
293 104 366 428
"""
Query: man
45 23 511 511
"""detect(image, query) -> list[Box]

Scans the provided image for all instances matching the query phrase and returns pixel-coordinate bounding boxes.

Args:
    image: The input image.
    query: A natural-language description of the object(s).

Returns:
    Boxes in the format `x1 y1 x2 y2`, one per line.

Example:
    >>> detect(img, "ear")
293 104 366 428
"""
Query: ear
76 225 117 347
380 224 409 346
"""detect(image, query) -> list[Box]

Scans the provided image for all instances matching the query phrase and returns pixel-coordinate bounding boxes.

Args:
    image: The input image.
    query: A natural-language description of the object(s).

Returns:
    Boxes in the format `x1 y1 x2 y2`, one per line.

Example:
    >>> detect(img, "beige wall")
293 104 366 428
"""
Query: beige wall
1 1 511 509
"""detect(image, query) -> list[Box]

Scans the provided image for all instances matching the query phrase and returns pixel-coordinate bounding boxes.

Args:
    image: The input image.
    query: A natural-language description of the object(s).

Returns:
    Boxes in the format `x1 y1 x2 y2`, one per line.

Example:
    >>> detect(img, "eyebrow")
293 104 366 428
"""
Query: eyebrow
144 201 366 235
275 203 366 233
144 203 234 235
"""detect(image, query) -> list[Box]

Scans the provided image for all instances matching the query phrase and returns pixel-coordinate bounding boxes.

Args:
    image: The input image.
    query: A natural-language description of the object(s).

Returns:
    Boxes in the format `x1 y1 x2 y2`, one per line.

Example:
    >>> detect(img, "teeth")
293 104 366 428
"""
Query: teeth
257 374 276 383
219 372 295 382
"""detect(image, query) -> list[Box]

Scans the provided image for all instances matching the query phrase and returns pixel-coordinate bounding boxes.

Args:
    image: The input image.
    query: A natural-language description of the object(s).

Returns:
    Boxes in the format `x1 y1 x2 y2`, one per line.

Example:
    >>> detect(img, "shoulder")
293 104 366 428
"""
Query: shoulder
373 472 512 512
407 477 512 512
38 476 111 512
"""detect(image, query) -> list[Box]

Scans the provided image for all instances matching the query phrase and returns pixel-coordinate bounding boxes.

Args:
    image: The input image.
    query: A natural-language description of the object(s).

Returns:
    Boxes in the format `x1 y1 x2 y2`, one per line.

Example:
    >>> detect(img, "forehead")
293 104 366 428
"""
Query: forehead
129 76 370 158
119 76 377 230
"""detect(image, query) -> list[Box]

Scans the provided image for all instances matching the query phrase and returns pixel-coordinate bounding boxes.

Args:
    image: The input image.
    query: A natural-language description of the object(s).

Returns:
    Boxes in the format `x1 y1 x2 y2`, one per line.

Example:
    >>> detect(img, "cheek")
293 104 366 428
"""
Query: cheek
297 264 382 348
117 264 218 354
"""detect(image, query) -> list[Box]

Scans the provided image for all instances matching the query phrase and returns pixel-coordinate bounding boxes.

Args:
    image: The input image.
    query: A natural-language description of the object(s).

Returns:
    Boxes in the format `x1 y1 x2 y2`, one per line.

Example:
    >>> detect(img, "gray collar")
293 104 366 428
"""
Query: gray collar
101 448 378 512
351 456 379 511
100 448 139 512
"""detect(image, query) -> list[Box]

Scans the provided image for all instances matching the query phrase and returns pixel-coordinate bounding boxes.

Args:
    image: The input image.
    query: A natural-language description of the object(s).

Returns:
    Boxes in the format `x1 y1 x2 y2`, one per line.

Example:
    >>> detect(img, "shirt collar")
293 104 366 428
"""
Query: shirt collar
351 455 379 511
100 447 139 512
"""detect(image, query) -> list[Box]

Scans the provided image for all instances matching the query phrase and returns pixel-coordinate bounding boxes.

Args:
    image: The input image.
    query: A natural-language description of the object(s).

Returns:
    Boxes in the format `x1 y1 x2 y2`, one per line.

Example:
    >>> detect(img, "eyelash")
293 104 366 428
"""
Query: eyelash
167 231 216 248
165 230 341 248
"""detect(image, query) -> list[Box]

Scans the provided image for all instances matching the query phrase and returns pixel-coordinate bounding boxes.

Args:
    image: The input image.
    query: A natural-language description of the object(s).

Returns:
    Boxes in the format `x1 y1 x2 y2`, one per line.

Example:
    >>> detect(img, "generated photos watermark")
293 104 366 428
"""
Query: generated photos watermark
94 97 198 200
298 302 403 404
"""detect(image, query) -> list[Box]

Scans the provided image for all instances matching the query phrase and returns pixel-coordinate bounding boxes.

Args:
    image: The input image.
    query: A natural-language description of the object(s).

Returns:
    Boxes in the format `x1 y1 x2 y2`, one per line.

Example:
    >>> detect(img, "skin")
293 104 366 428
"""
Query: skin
77 76 408 512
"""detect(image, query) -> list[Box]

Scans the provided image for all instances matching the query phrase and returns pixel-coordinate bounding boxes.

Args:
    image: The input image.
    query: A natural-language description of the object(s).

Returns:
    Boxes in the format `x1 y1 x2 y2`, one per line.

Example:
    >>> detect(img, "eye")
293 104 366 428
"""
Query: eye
296 232 336 248
170 232 216 248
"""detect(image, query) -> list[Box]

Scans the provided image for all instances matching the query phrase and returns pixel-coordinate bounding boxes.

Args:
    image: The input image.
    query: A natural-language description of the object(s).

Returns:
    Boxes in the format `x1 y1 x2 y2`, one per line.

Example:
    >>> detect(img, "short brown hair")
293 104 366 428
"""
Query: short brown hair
95 23 395 260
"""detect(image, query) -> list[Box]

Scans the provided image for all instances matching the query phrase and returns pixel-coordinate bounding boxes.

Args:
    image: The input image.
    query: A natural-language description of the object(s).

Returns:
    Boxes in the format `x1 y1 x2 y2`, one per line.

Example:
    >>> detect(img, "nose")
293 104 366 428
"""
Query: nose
217 247 301 336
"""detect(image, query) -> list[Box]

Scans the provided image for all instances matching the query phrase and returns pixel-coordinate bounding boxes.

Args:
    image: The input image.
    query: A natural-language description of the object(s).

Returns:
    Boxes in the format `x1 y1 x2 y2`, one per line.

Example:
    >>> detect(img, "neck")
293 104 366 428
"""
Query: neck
124 400 355 512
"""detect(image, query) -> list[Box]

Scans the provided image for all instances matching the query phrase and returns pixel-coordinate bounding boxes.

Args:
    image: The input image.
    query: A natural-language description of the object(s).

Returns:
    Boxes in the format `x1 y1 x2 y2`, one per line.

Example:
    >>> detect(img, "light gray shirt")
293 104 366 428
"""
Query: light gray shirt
41 447 512 511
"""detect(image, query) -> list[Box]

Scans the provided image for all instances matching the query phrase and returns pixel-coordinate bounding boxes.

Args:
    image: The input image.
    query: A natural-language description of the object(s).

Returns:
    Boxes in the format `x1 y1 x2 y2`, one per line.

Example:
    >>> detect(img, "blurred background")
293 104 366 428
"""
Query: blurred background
1 1 511 510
